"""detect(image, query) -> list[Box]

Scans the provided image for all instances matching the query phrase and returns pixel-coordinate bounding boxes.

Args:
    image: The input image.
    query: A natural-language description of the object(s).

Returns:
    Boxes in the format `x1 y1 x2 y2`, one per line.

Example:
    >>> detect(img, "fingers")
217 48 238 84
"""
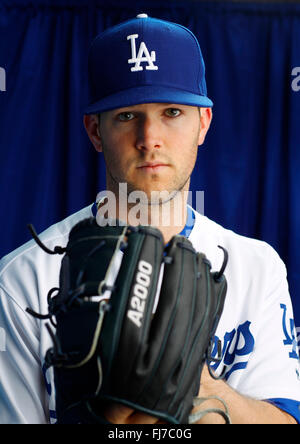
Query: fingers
103 402 166 424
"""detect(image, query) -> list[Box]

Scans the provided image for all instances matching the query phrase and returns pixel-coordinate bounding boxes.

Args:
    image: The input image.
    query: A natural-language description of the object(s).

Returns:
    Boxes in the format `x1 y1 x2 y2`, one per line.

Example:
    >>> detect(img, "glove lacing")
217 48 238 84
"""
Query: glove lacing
188 395 231 424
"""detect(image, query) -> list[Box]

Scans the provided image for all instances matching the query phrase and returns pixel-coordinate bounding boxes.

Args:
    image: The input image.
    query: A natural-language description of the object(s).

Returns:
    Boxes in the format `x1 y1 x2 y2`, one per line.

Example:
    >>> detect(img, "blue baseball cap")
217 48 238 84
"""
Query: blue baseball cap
84 14 213 114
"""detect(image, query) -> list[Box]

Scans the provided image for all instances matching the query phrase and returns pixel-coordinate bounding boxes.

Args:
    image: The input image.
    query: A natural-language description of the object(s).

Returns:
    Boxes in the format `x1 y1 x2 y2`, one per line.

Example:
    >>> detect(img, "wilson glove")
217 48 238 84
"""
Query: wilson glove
26 217 228 424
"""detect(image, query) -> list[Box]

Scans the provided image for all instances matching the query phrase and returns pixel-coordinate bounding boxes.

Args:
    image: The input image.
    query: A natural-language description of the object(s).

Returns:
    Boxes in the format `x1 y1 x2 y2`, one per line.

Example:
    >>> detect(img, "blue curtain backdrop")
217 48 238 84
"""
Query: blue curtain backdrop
0 0 299 332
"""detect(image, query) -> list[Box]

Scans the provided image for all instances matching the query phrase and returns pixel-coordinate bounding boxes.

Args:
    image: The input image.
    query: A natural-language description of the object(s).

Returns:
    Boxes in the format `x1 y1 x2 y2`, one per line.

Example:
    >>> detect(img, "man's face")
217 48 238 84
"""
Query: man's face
92 103 211 203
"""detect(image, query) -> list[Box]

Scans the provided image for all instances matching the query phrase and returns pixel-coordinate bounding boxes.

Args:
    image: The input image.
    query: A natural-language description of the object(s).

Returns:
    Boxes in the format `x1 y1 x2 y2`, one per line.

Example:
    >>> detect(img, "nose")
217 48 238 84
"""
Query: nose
135 116 162 152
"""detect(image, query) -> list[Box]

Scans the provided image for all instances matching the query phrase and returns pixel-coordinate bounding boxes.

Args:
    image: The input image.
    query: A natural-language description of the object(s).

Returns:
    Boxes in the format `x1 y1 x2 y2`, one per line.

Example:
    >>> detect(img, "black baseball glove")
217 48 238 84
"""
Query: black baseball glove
27 217 228 424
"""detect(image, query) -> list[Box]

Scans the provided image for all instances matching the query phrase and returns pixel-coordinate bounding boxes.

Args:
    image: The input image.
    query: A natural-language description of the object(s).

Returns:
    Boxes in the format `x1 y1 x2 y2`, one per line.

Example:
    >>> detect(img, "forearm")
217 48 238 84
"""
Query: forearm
195 367 296 424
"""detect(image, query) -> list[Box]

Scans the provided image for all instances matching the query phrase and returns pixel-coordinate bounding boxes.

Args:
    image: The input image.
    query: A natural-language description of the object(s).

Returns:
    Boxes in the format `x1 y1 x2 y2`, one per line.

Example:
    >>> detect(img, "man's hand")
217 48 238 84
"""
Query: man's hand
103 403 166 424
194 365 296 424
103 364 296 424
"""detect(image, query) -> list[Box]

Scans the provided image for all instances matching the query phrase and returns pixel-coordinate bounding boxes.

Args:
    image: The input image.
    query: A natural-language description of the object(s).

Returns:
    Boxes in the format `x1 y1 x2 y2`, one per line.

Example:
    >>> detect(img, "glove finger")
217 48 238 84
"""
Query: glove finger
99 226 165 392
122 235 199 408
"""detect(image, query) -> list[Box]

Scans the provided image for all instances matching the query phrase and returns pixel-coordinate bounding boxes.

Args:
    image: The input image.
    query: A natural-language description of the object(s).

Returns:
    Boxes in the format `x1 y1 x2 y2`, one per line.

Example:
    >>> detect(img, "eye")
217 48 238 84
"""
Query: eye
117 112 135 121
165 108 181 117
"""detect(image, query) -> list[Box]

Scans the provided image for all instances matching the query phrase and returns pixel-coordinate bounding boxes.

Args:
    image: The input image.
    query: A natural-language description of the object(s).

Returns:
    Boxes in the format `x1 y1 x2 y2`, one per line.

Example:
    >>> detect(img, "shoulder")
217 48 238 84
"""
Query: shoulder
0 205 93 310
189 208 290 326
0 205 93 273
189 208 285 276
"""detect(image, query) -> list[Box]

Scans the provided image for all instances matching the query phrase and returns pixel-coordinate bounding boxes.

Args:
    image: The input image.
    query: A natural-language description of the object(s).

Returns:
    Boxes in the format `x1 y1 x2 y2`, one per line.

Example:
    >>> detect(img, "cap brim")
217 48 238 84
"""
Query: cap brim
83 85 213 114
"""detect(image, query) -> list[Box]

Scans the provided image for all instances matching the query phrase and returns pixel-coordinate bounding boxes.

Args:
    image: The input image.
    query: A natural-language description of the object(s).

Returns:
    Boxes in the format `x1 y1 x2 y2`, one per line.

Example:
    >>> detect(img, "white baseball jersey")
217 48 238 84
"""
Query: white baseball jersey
0 203 299 424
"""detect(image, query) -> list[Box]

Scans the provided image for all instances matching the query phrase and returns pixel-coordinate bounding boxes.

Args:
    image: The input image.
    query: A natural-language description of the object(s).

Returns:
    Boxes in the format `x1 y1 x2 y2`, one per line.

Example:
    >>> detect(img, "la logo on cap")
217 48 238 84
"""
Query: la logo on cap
127 34 158 72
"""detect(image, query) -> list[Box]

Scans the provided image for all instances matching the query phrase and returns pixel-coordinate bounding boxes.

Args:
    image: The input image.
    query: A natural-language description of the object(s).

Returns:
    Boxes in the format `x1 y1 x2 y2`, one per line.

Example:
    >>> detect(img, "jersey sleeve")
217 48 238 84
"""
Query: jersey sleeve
0 205 93 424
0 284 50 423
0 242 60 424
229 245 300 418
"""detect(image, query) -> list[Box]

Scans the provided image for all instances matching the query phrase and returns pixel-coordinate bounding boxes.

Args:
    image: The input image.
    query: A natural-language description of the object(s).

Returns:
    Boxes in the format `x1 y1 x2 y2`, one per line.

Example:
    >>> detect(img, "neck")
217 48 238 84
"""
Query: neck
96 188 190 244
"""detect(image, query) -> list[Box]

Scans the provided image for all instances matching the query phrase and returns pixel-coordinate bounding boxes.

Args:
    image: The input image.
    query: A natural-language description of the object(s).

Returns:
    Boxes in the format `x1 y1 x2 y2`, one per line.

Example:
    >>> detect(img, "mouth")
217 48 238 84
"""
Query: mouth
137 162 170 172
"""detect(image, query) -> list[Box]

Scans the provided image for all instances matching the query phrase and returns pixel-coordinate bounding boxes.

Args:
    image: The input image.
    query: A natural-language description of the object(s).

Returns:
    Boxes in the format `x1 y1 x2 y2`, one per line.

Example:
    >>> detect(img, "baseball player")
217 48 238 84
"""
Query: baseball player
0 14 299 424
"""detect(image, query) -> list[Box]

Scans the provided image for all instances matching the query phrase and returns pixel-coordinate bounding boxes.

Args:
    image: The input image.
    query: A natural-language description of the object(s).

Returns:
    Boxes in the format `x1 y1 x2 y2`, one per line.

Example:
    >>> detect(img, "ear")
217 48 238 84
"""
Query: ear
83 114 103 152
198 107 213 146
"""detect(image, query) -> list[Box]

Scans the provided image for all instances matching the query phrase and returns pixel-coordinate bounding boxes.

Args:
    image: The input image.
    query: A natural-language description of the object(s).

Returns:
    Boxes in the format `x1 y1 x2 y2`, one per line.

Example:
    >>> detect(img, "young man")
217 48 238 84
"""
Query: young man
0 15 299 424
